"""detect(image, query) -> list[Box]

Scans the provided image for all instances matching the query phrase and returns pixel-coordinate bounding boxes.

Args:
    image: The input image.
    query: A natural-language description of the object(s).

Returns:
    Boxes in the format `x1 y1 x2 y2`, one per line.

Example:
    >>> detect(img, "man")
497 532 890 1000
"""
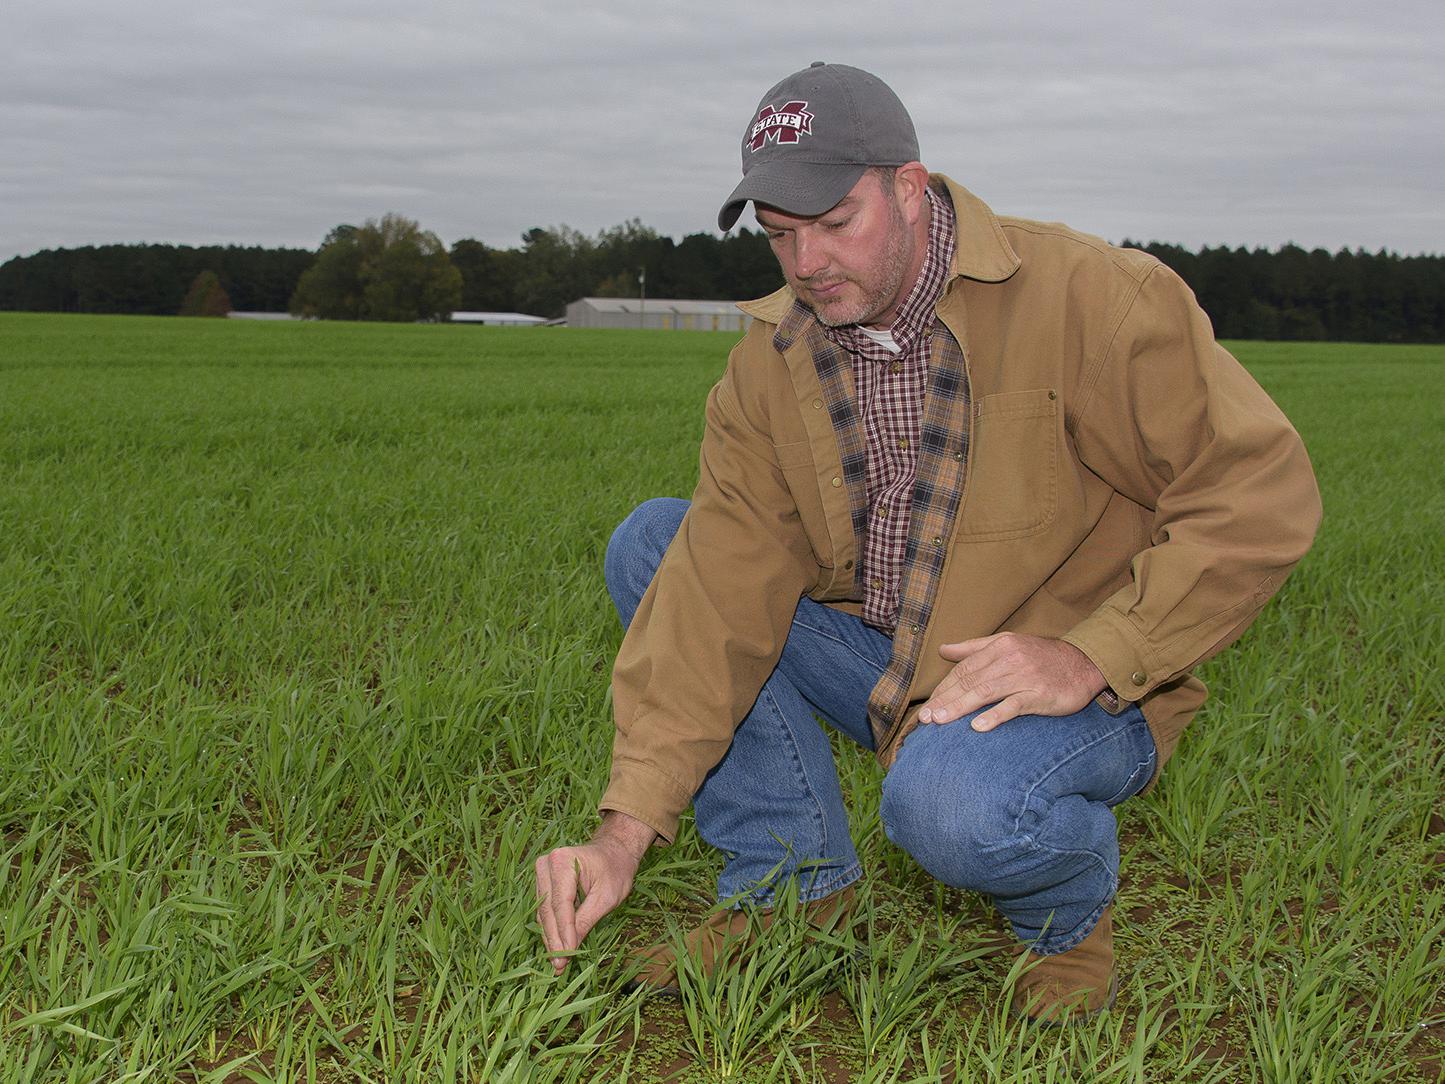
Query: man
535 62 1321 1021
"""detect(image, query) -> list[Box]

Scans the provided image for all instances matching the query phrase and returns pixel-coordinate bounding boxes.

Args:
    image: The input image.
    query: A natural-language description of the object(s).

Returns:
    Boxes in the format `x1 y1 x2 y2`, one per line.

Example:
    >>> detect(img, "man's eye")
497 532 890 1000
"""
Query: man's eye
824 218 851 231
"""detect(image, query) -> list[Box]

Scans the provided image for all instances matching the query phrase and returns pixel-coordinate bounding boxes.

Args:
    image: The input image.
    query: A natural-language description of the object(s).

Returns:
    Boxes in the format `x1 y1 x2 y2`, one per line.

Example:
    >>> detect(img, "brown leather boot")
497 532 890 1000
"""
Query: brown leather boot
1010 905 1116 1024
625 884 857 995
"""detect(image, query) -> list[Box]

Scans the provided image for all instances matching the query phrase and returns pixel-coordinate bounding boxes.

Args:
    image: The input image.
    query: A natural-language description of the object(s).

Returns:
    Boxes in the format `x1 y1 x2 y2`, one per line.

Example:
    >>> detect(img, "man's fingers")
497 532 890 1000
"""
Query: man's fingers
534 858 566 968
970 693 1028 733
919 661 974 723
551 854 581 951
919 653 1008 724
536 850 581 972
937 636 999 663
919 683 992 725
918 672 962 724
574 881 622 945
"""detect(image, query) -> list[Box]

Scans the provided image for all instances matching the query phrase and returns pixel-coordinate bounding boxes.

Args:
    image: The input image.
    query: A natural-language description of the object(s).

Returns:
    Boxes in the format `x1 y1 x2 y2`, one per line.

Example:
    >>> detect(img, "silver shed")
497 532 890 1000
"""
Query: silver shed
565 297 750 332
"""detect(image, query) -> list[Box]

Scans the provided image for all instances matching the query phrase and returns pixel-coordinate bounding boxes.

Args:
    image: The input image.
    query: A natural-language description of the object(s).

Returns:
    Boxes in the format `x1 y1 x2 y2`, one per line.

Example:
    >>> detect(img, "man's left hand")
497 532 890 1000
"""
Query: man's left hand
917 632 1108 732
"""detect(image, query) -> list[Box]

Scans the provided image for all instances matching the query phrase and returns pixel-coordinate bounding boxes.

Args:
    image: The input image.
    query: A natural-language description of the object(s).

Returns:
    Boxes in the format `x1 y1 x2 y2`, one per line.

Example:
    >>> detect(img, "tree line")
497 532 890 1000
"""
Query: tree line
1 222 1441 342
0 244 313 316
1124 240 1445 344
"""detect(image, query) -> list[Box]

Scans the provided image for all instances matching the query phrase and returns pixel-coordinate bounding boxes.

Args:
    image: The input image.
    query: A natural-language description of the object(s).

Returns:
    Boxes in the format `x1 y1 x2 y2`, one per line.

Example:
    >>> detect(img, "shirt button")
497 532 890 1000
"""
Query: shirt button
1131 671 1148 687
876 507 887 518
932 537 943 547
831 476 842 488
889 361 902 374
910 624 920 634
897 437 909 450
871 578 883 589
953 452 964 461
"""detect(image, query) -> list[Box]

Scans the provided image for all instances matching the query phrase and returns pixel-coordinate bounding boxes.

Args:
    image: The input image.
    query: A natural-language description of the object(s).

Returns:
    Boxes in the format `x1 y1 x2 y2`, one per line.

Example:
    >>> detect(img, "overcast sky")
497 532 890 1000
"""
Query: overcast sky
4 0 1441 265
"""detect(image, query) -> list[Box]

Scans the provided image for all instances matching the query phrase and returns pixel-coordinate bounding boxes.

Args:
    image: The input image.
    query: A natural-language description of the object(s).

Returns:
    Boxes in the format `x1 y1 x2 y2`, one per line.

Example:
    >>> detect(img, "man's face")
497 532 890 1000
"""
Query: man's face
754 170 917 329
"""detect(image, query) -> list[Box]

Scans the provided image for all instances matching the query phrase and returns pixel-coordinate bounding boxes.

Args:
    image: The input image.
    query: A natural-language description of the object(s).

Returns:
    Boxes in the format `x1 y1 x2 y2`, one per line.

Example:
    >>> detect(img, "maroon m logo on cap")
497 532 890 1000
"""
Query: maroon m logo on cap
748 101 814 151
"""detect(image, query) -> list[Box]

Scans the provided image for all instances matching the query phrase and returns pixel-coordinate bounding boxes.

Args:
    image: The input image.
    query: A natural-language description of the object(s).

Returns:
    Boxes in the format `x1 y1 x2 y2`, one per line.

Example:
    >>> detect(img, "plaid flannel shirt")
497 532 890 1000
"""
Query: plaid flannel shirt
774 183 973 746
819 186 958 632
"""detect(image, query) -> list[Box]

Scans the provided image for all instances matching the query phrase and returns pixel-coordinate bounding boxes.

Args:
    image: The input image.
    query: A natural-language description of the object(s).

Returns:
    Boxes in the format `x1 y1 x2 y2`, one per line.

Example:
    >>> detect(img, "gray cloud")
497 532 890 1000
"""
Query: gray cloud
2 0 1440 263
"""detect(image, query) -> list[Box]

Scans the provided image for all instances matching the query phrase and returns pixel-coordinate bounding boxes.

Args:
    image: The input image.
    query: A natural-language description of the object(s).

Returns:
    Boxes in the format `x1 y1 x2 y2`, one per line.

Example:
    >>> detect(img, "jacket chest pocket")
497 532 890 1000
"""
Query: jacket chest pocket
956 388 1059 539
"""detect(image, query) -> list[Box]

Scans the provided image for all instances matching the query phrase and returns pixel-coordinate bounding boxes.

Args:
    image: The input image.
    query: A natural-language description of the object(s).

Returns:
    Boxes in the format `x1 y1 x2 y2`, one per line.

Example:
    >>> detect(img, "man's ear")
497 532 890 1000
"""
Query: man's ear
892 162 932 223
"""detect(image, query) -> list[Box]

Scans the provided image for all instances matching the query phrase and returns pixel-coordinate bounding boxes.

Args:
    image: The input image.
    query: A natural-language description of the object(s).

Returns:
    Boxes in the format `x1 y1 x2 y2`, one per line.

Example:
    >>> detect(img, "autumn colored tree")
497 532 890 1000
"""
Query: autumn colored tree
178 270 232 317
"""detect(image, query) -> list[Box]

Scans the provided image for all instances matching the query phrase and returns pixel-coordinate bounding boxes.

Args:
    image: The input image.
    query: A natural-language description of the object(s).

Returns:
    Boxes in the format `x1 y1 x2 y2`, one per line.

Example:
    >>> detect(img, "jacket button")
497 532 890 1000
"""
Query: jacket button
1131 671 1147 686
932 537 943 547
813 398 823 409
843 559 854 570
831 476 842 488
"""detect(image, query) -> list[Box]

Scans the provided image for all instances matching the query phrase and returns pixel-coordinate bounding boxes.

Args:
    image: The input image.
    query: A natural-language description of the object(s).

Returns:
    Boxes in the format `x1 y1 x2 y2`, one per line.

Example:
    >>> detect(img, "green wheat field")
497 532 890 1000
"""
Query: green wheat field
0 312 1441 1082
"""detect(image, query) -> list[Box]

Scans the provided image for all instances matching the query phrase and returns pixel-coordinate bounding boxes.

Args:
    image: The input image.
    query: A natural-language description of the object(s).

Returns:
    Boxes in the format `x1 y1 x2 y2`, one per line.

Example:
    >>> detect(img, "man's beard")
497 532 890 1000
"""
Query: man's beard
803 200 913 329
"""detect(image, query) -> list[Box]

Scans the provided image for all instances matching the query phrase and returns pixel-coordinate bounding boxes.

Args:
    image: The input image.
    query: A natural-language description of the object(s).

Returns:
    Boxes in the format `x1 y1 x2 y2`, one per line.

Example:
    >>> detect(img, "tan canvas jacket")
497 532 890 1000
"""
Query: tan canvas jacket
601 175 1322 845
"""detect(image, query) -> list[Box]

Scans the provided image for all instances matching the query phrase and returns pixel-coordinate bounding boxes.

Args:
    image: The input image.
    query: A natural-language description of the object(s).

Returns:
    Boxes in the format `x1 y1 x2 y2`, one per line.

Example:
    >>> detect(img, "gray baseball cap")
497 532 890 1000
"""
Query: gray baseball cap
718 62 919 231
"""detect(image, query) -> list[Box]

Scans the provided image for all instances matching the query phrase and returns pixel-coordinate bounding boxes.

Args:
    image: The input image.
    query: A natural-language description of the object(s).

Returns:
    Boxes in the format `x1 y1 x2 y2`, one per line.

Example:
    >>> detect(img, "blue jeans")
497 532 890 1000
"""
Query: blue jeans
605 498 1157 955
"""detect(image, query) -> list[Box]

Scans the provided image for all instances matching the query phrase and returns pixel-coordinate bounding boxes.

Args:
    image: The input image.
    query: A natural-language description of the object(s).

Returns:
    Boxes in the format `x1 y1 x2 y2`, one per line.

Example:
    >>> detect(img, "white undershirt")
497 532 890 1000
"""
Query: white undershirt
856 325 903 355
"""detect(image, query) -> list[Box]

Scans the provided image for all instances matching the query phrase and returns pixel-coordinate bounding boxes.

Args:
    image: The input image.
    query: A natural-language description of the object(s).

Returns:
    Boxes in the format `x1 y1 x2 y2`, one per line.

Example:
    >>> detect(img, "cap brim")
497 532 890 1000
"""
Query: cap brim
717 160 868 231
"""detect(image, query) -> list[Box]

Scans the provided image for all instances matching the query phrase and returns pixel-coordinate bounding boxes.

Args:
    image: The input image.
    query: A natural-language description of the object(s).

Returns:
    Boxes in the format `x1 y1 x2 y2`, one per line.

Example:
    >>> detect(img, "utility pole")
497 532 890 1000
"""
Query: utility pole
638 267 646 329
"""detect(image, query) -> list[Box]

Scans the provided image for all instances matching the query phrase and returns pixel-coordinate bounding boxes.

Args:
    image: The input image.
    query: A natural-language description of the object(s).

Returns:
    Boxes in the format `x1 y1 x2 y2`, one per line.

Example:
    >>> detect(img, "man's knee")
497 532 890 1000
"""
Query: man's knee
604 498 689 609
879 749 1032 894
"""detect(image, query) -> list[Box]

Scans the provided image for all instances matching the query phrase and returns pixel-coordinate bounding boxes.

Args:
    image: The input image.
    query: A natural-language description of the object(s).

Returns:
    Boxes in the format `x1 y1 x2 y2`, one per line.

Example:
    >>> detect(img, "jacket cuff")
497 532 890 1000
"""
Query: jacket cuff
1061 606 1166 703
599 757 693 846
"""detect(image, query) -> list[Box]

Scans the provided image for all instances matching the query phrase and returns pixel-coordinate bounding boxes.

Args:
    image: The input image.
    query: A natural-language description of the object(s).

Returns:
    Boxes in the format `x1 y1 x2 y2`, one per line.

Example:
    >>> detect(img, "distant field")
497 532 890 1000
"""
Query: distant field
0 312 1440 1082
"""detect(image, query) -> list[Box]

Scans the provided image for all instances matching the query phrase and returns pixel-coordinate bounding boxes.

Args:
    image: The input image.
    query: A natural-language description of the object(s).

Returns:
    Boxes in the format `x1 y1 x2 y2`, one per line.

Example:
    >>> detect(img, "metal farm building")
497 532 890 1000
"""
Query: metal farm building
449 311 549 326
565 297 749 333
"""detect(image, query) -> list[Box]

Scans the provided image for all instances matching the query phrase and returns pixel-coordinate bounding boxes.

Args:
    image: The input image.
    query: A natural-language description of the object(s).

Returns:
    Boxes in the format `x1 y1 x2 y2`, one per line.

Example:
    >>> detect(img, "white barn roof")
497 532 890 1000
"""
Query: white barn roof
572 298 741 316
450 311 548 325
565 296 750 332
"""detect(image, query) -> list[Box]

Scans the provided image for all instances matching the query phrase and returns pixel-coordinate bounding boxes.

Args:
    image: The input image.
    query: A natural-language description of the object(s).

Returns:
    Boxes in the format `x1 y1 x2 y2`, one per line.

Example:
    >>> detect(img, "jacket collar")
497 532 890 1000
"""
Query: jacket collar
937 174 1021 284
734 173 1021 331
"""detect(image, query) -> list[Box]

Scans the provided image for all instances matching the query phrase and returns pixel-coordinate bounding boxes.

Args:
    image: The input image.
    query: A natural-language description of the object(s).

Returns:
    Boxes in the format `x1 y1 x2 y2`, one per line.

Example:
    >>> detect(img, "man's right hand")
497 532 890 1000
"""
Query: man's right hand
534 810 656 974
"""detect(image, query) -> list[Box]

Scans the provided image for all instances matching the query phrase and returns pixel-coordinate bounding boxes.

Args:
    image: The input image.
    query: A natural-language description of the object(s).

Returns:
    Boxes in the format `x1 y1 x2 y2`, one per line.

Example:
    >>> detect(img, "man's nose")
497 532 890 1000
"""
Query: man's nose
794 230 828 279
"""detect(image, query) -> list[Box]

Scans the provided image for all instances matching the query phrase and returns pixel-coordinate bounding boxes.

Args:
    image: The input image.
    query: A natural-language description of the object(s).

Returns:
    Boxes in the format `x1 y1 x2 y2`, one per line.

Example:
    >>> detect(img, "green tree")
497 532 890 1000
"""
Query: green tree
511 225 598 318
178 270 232 317
289 225 362 318
290 214 461 322
717 227 782 301
449 239 523 312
